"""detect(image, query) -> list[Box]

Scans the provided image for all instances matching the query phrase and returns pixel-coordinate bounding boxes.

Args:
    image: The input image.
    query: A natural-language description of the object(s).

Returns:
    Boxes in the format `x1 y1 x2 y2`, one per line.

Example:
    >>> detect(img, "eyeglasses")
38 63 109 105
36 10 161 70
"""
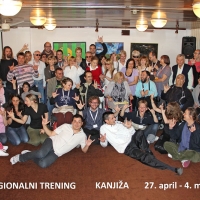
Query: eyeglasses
35 54 41 56
45 46 51 48
91 102 99 104
86 56 92 58
133 56 139 58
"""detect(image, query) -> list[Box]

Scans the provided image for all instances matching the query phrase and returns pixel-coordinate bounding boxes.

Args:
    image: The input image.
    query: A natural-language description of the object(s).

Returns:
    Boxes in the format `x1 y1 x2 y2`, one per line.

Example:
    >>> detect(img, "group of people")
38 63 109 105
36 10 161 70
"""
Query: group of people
0 37 200 175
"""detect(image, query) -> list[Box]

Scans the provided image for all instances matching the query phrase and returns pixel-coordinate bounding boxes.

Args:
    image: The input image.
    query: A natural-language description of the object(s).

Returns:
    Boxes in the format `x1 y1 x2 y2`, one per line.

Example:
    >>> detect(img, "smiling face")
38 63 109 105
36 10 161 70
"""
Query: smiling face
25 52 32 63
175 74 185 87
12 97 20 107
105 114 116 125
5 48 12 59
23 84 29 93
91 59 98 68
138 102 147 115
62 81 72 91
89 98 99 110
17 55 25 65
72 117 83 131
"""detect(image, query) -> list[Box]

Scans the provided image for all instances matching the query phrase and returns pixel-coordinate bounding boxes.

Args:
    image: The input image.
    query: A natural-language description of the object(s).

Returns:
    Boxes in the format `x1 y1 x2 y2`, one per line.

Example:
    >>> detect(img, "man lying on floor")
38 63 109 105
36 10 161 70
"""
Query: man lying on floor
99 111 183 175
10 114 95 168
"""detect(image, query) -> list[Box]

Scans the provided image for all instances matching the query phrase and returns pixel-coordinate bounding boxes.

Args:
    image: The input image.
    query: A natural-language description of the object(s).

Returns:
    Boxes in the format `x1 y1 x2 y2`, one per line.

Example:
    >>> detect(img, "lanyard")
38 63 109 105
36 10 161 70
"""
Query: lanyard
157 65 166 76
151 61 157 68
62 89 70 98
89 109 98 122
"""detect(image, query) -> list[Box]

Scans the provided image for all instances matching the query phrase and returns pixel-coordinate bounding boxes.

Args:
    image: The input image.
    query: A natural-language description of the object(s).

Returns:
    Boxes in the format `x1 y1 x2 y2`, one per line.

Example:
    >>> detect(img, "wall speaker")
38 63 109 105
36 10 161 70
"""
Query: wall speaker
182 37 196 59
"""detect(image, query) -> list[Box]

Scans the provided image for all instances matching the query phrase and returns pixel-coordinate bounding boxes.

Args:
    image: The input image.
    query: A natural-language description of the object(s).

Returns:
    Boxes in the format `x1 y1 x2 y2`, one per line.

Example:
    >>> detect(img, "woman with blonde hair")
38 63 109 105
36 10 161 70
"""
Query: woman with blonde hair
101 58 117 87
138 55 150 79
45 55 58 83
7 94 48 146
105 72 133 110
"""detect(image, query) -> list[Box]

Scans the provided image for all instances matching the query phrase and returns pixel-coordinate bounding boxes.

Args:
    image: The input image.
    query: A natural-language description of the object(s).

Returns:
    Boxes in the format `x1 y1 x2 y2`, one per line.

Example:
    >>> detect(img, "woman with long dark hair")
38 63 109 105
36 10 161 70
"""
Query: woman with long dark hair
5 94 29 145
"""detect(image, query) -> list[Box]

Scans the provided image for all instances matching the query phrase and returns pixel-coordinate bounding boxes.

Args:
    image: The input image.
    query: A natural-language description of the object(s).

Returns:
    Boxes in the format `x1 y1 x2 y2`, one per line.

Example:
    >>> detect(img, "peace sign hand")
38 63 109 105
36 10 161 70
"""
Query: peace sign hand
41 116 50 126
72 93 80 101
52 90 59 98
93 80 98 89
99 133 106 142
76 101 85 110
97 36 104 43
9 63 15 72
86 135 95 146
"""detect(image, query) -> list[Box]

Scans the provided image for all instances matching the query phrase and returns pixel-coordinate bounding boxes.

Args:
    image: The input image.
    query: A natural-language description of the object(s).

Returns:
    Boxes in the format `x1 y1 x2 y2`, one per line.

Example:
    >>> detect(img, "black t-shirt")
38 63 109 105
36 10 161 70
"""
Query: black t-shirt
24 103 48 129
9 113 23 128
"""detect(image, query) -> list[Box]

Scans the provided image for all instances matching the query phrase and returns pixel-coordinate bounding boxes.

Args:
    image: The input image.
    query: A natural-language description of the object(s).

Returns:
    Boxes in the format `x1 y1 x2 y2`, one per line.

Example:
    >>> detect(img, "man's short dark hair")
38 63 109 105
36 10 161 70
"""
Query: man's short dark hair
17 52 25 58
142 70 150 77
56 50 63 54
149 51 157 58
84 71 92 77
72 114 84 122
90 44 96 49
55 67 63 73
103 111 114 123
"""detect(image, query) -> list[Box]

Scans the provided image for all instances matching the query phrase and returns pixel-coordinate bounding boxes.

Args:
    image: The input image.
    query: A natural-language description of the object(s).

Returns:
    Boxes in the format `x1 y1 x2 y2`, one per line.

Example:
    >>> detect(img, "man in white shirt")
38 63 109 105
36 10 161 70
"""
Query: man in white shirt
29 50 46 103
100 112 183 175
10 114 94 168
169 54 193 90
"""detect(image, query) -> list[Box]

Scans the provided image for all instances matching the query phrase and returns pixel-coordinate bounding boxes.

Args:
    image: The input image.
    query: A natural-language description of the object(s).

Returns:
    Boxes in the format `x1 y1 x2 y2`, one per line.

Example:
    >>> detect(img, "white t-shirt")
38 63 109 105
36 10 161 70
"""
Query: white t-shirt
104 69 117 86
100 121 135 153
51 124 86 157
64 66 84 89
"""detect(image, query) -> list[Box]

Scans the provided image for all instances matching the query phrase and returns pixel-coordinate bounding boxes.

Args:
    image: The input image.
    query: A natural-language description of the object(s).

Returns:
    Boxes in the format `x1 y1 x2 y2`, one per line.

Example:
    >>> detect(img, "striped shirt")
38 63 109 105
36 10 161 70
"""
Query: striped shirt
7 64 39 87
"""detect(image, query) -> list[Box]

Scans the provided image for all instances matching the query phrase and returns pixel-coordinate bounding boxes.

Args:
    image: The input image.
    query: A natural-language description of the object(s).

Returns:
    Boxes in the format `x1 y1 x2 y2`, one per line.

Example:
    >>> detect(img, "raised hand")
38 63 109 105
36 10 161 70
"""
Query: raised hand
22 43 29 51
76 101 85 110
169 118 176 129
97 36 104 43
41 116 49 126
53 49 57 56
148 108 155 115
72 93 80 101
93 80 98 89
0 109 5 117
99 133 106 142
164 83 170 93
76 83 80 89
52 90 59 98
33 65 38 71
129 95 134 101
122 104 131 110
7 109 15 119
114 105 121 112
86 135 95 146
189 124 196 132
16 111 23 118
9 63 15 72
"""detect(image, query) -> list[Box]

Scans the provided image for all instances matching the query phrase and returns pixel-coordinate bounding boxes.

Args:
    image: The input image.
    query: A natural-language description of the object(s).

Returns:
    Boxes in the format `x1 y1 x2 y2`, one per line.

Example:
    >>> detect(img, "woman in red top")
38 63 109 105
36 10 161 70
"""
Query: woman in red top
86 56 102 85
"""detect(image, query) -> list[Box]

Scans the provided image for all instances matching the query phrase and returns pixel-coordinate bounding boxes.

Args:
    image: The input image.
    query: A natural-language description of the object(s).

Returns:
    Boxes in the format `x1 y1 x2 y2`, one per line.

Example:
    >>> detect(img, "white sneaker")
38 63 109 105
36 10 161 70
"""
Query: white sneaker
21 150 31 154
154 136 159 142
0 150 9 156
3 146 8 151
10 154 20 165
168 153 172 158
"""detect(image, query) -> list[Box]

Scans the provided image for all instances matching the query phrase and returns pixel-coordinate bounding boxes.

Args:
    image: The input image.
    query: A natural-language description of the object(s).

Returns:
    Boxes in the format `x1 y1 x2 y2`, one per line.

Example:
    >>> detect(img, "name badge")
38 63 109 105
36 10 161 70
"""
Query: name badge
93 124 98 128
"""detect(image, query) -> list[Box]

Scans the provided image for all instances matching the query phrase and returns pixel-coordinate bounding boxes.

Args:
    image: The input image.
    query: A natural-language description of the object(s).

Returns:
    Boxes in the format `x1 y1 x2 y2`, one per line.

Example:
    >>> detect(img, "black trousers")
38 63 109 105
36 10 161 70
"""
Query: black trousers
124 130 176 172
83 128 100 145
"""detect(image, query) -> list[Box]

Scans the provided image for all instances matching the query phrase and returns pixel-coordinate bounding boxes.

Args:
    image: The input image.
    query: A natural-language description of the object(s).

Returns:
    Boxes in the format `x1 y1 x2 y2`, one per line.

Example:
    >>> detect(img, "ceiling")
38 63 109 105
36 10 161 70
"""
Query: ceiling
1 0 200 30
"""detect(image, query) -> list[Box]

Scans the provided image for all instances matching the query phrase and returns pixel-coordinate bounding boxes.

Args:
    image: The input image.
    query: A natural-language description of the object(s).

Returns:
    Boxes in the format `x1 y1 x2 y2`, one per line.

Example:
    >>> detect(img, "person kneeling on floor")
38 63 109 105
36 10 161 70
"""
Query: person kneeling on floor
100 112 183 175
164 107 200 168
10 114 95 168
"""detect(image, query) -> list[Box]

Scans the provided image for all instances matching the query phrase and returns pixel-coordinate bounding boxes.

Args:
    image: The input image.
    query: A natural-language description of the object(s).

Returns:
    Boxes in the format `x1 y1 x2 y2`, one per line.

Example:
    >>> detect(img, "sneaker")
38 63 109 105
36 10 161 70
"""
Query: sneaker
154 136 159 142
3 146 8 151
0 150 9 156
168 153 172 158
181 160 191 168
10 154 20 165
175 168 183 175
21 150 31 154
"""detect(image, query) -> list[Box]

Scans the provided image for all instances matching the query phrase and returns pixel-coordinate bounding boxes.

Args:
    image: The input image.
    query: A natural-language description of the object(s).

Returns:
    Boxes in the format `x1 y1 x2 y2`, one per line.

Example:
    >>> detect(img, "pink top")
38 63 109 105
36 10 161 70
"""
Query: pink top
188 60 200 72
0 107 5 133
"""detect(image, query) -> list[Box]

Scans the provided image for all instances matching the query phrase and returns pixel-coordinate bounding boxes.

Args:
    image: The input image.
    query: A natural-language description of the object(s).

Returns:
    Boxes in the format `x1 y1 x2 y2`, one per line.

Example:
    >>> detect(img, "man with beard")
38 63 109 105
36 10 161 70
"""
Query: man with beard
161 74 194 112
0 46 18 101
135 70 158 108
41 42 55 58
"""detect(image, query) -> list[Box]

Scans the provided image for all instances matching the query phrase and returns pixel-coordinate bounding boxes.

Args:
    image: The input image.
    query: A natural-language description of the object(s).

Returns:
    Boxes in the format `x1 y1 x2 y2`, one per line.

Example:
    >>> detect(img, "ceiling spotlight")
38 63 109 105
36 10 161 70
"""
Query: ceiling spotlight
0 0 22 16
193 2 200 18
30 8 46 26
151 11 167 28
136 19 148 32
95 19 99 32
44 18 56 31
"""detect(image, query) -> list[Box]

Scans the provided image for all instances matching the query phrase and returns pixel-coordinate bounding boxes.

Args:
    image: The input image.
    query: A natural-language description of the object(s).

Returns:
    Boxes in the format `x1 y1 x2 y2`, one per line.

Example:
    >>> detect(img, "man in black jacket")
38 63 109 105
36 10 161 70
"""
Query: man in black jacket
161 74 194 111
74 71 103 106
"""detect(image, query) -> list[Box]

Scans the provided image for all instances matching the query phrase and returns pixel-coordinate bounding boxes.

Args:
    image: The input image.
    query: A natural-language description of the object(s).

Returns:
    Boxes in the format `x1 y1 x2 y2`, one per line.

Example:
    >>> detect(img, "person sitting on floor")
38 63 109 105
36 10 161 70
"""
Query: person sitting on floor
10 114 95 168
164 107 200 168
7 94 48 146
120 99 159 144
99 112 183 175
76 96 120 144
161 74 194 112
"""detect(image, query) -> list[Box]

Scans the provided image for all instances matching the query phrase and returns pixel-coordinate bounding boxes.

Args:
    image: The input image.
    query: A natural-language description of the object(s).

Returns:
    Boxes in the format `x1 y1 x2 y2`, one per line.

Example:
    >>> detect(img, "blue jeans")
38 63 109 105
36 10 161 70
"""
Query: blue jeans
19 138 58 168
34 79 44 103
144 124 159 143
0 133 7 144
6 126 29 145
47 98 54 119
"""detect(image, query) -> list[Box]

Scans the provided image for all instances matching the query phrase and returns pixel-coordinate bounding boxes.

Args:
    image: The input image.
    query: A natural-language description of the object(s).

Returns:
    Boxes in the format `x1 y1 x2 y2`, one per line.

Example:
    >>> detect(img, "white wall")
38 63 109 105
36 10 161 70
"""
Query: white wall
2 27 191 66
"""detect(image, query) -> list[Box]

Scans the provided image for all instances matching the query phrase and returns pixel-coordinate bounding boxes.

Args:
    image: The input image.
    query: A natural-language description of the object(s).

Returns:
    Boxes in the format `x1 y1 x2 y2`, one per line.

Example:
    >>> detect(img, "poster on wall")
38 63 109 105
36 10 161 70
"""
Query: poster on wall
53 42 86 57
95 42 124 58
130 43 158 57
